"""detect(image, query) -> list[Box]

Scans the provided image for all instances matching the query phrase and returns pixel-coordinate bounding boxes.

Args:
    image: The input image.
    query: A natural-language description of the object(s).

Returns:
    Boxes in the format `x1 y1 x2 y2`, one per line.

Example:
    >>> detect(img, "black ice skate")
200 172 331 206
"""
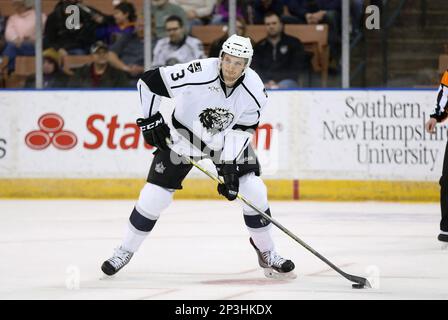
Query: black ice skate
439 232 448 250
101 247 134 276
249 238 297 279
438 232 448 243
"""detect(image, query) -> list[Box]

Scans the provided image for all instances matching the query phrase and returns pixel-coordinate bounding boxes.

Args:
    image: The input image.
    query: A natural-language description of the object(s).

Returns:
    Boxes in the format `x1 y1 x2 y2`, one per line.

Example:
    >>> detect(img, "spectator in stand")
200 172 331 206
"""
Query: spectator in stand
152 0 188 38
0 7 6 35
107 24 146 86
0 9 6 54
44 0 107 58
252 12 306 89
281 0 307 24
303 0 341 71
252 0 283 24
68 41 129 88
2 0 47 74
209 17 254 57
210 0 247 25
96 2 137 45
171 0 216 27
152 15 206 67
25 48 69 88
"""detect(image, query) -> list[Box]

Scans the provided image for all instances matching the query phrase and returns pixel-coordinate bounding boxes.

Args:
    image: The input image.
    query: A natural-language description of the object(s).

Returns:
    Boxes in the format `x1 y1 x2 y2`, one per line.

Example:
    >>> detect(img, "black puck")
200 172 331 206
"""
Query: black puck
352 283 365 289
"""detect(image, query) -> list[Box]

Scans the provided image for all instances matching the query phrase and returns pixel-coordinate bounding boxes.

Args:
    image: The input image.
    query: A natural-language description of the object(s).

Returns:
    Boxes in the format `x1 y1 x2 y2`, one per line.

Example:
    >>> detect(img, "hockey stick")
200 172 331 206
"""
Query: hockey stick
167 140 371 288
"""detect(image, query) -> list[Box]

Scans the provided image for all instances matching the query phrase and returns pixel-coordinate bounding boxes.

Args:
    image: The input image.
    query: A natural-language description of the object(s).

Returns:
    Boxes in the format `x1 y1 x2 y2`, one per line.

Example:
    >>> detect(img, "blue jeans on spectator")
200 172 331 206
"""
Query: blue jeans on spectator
66 48 88 55
278 79 299 89
2 41 35 73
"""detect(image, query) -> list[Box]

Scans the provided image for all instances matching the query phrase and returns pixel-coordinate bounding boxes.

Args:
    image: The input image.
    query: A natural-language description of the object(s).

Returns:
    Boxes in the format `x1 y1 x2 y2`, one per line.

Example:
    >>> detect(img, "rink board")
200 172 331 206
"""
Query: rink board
0 178 439 201
0 89 442 201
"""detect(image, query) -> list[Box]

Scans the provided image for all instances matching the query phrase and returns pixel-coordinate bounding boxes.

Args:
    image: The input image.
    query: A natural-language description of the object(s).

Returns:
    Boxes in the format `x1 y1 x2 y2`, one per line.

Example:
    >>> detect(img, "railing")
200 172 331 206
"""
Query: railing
381 0 408 86
350 27 367 87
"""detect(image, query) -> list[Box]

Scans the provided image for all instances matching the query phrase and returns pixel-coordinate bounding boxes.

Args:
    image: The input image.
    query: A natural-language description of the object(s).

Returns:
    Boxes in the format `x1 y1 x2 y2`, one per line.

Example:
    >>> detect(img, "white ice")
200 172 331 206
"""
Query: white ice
0 199 447 300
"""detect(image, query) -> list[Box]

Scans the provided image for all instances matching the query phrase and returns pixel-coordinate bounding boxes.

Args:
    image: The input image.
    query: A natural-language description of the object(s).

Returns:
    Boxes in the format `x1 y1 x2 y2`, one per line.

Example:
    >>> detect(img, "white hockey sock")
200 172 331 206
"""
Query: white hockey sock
248 226 275 253
239 173 275 252
121 183 173 252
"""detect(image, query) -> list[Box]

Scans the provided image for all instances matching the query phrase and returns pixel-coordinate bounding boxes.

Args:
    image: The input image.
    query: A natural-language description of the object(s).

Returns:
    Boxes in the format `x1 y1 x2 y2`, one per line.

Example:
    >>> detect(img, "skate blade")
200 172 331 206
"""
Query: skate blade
263 268 297 280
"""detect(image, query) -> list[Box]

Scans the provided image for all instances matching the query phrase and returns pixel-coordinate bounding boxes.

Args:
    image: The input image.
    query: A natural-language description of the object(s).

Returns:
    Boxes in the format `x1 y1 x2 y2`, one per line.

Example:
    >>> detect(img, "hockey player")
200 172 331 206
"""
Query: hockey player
425 70 448 244
101 34 296 279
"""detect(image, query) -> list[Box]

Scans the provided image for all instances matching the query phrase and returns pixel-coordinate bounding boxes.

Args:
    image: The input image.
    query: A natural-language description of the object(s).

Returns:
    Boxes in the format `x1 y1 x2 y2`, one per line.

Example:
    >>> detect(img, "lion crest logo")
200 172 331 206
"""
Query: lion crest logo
199 108 234 134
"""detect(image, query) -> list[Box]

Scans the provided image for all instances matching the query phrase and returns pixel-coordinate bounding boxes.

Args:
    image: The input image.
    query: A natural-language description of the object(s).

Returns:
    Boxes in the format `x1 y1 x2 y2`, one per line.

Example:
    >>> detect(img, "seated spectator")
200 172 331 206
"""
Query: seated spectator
252 0 283 24
304 0 341 70
96 2 137 45
210 0 247 25
25 48 69 88
152 0 188 38
171 0 216 27
152 15 206 67
282 0 307 24
252 12 306 89
44 0 105 58
0 9 5 54
209 17 254 57
68 41 129 88
2 0 47 74
0 7 6 36
107 25 146 86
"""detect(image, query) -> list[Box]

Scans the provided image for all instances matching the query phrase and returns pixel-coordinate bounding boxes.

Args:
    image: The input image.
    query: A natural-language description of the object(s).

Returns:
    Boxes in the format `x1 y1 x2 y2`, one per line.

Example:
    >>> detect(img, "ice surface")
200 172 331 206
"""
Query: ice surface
0 199 447 300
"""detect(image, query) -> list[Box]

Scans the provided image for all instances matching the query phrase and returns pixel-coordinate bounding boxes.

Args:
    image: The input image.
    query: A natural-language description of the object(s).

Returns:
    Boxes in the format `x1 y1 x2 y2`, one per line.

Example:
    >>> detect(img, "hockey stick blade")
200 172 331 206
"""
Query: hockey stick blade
164 139 370 288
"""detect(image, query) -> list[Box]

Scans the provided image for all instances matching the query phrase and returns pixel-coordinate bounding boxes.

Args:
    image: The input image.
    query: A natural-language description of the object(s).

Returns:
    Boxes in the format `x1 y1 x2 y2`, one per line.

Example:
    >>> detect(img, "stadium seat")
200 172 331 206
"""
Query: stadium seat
246 24 329 87
63 55 92 70
192 24 329 87
191 25 227 56
0 56 9 88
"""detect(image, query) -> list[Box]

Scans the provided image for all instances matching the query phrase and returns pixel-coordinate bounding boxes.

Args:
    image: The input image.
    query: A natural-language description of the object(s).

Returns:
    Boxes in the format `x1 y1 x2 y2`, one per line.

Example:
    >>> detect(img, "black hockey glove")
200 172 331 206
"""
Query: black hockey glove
136 112 171 151
217 163 239 201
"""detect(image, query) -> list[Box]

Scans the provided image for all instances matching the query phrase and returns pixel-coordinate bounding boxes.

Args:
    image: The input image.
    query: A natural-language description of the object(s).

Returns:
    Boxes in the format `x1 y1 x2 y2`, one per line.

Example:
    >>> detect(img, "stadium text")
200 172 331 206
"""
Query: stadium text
84 114 273 150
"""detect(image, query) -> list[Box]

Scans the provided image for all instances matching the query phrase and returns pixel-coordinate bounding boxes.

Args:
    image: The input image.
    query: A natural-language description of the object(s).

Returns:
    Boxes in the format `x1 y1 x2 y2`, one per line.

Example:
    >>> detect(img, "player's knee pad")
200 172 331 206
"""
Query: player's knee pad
130 183 173 232
244 208 272 229
136 183 174 220
239 172 268 213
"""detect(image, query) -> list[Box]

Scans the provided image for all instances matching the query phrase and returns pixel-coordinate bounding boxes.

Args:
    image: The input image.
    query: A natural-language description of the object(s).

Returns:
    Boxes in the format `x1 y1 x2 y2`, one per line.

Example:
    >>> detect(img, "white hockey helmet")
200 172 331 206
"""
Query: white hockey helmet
219 34 253 73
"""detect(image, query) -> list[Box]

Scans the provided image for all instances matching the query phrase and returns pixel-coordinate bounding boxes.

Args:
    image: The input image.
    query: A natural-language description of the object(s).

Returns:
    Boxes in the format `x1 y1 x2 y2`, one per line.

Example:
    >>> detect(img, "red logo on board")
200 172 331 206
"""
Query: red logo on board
25 113 77 150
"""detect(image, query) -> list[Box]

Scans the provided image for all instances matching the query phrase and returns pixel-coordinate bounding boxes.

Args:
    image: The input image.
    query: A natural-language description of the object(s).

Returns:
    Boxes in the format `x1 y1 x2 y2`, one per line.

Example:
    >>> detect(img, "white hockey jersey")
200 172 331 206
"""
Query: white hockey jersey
137 57 268 161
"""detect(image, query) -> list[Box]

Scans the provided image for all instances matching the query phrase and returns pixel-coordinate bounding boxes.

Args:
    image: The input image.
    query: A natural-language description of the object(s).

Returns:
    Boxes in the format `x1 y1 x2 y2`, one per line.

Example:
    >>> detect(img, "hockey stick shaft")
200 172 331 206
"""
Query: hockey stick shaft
175 150 370 287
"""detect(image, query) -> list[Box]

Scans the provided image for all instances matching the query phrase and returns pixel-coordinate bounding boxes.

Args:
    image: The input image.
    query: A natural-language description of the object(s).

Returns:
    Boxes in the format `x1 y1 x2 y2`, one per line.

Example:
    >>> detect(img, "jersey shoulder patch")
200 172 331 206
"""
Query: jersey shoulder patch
187 61 203 74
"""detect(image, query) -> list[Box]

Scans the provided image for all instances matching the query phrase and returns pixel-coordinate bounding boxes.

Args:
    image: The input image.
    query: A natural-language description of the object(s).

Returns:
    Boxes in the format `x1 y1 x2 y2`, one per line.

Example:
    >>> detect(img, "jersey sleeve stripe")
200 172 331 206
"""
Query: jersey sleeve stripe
138 84 142 104
241 83 262 109
149 94 156 116
170 76 219 89
159 68 175 98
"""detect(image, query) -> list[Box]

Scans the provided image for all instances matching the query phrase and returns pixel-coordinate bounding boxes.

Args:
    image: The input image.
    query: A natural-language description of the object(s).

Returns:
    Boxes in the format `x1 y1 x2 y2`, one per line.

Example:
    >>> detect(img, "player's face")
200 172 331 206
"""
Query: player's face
221 54 246 86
